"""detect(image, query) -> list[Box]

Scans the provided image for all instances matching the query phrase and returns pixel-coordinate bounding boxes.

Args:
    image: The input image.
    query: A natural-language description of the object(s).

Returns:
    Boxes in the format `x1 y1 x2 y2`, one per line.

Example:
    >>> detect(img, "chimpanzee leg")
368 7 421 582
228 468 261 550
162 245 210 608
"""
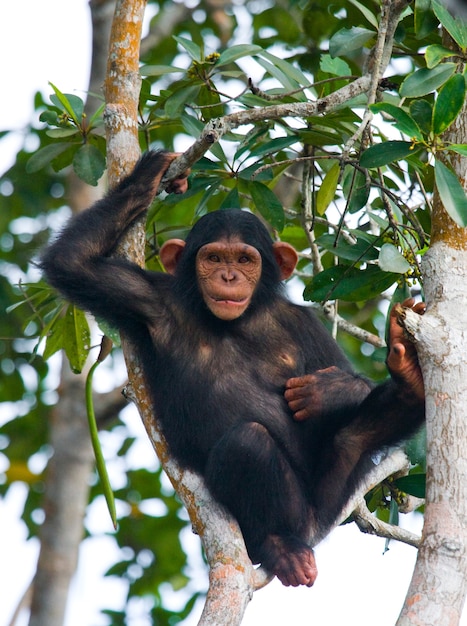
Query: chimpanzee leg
205 421 317 586
311 382 425 540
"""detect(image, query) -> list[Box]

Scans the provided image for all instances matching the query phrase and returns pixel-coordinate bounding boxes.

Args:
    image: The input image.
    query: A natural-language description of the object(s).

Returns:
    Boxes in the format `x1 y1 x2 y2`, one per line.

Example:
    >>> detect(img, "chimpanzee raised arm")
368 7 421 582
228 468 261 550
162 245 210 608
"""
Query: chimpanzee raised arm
41 152 189 330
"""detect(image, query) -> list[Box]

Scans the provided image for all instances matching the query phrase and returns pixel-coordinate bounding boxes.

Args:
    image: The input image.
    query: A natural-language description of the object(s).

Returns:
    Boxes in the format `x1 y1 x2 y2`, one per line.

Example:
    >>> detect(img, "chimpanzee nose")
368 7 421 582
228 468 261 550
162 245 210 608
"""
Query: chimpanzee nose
221 269 236 282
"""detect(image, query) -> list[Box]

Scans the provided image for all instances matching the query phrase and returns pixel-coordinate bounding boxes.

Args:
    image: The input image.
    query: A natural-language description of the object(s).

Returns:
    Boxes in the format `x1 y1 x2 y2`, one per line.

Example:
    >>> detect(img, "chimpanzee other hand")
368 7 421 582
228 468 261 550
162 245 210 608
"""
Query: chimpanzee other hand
285 366 372 421
387 298 426 402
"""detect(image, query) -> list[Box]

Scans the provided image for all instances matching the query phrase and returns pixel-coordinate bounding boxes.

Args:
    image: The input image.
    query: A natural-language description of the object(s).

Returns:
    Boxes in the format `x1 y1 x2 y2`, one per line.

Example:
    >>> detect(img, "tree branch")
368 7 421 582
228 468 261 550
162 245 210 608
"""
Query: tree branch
352 499 421 549
312 448 412 546
160 74 372 186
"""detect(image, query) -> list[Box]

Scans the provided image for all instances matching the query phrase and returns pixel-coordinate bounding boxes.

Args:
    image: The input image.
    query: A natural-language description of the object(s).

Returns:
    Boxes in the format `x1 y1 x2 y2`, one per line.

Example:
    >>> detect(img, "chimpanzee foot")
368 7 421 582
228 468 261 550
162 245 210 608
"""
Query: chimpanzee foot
262 535 318 587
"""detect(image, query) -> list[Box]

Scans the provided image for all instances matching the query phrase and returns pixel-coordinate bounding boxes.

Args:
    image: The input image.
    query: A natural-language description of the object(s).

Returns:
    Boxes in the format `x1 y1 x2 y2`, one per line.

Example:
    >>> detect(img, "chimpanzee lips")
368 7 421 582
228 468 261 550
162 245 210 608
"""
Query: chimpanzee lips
212 296 249 304
206 294 252 320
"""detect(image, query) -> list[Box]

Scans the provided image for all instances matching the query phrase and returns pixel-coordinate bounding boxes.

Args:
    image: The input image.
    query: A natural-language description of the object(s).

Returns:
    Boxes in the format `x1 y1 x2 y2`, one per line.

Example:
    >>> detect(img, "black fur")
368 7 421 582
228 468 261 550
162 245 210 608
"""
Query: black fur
41 151 424 582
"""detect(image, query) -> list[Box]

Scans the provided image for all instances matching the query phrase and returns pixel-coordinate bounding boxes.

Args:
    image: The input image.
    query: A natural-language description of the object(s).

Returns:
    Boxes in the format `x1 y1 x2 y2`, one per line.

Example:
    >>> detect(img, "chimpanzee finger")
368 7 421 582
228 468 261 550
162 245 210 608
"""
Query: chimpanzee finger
166 176 190 194
412 302 426 315
398 298 426 316
286 396 310 412
387 342 406 372
285 375 315 390
285 384 315 401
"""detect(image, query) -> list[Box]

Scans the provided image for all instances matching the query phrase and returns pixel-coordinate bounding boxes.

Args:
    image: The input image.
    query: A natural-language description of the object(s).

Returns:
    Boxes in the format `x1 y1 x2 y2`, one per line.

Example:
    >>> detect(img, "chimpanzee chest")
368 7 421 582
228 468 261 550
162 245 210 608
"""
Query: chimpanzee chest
177 337 300 414
148 325 306 460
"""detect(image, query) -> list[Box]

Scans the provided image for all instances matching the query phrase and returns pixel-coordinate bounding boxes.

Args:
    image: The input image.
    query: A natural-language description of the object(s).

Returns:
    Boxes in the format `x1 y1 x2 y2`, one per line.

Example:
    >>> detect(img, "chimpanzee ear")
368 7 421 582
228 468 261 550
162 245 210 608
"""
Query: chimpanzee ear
272 242 299 280
159 239 186 275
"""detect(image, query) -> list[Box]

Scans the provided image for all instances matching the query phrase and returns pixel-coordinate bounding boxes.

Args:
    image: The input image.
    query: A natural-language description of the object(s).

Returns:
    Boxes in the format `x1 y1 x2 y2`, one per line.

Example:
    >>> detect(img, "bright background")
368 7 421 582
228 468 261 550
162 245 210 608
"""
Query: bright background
0 2 460 626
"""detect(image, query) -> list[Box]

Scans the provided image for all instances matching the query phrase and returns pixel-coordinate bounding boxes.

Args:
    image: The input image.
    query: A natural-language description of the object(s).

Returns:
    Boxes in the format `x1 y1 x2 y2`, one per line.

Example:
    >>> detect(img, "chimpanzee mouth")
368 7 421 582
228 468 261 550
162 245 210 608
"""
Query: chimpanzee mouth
212 296 249 304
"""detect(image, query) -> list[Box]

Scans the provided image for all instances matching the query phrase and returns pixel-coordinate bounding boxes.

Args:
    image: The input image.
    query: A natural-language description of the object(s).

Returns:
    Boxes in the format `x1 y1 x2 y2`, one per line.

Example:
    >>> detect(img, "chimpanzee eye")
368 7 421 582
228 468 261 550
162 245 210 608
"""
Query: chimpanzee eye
238 255 251 263
208 254 221 262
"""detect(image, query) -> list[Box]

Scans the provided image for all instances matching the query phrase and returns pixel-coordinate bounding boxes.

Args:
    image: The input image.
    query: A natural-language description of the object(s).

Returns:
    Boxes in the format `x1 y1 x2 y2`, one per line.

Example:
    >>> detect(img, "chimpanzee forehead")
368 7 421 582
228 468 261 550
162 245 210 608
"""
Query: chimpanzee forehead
187 209 273 250
197 239 262 258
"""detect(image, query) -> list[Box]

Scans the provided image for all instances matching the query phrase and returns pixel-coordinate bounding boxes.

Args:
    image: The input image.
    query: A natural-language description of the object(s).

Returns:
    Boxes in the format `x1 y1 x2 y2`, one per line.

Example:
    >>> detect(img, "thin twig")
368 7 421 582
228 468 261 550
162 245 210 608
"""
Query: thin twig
301 147 324 275
321 302 385 347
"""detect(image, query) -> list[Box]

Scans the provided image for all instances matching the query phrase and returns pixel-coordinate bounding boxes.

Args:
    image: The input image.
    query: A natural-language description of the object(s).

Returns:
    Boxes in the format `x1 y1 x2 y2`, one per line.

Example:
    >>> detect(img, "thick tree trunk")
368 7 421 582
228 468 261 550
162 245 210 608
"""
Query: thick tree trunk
398 244 467 626
397 70 467 626
28 4 117 625
29 365 94 626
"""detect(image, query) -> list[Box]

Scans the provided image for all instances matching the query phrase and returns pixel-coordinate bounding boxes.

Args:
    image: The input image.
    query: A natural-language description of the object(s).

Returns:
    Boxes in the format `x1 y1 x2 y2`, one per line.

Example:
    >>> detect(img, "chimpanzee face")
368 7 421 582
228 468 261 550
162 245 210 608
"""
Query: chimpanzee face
195 238 262 320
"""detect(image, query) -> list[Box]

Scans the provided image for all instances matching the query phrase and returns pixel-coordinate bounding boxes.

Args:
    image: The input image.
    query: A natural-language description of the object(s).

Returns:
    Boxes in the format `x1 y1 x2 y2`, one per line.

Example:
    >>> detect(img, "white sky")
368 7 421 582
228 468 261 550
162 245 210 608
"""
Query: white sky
0 2 464 626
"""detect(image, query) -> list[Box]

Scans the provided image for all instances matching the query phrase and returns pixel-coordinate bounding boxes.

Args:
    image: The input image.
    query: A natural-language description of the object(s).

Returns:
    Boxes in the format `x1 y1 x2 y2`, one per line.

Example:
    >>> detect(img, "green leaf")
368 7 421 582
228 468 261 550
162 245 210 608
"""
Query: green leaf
405 428 427 467
95 318 121 346
180 112 203 136
165 84 200 118
347 0 378 28
46 128 80 138
434 159 467 227
425 44 457 69
316 162 339 215
400 63 456 98
194 179 223 217
432 0 467 51
26 142 74 173
40 110 60 125
259 50 311 88
248 180 285 231
449 144 467 157
43 315 66 360
173 35 201 61
320 54 351 77
73 144 106 186
370 103 424 141
360 141 414 168
329 27 375 58
198 85 224 121
217 44 263 67
87 103 105 131
253 53 309 100
63 304 91 374
378 244 411 273
343 167 370 213
219 187 241 210
249 136 297 159
415 0 439 39
432 73 466 135
388 497 399 526
141 64 186 76
394 474 426 498
317 233 378 263
51 143 79 173
254 58 303 96
410 100 433 135
303 265 398 302
298 127 343 147
49 82 83 124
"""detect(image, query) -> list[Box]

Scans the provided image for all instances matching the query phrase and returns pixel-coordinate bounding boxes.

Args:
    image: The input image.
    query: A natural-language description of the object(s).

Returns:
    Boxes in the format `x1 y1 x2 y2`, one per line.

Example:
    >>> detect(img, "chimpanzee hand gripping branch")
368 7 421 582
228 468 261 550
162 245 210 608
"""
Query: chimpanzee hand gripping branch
41 151 425 588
